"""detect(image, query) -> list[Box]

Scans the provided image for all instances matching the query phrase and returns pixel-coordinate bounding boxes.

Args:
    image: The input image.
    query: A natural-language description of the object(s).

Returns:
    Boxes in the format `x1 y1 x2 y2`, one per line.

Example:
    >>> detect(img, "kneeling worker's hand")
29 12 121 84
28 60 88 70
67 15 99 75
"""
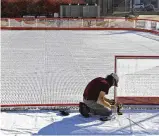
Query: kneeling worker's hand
111 104 116 109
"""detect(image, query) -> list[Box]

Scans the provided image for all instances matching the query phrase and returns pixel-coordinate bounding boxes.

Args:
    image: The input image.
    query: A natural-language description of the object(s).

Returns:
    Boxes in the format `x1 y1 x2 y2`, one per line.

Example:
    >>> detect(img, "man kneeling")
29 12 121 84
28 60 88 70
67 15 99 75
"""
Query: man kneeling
79 73 119 118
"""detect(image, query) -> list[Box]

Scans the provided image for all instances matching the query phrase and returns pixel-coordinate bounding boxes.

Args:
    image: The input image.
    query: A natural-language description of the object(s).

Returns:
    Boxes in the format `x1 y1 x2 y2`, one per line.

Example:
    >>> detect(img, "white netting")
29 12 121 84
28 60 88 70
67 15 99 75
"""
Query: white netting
116 58 159 97
1 28 159 108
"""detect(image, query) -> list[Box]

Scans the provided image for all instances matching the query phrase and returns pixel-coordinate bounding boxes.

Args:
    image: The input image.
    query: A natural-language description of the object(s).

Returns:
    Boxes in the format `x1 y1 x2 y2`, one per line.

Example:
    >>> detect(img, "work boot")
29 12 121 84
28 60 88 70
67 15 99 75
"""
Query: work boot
79 102 90 118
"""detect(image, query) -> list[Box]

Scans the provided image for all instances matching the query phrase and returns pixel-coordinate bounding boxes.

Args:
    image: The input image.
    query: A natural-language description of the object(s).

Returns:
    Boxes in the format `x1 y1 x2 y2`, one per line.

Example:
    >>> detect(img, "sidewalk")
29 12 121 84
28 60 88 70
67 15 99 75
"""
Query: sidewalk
138 15 159 20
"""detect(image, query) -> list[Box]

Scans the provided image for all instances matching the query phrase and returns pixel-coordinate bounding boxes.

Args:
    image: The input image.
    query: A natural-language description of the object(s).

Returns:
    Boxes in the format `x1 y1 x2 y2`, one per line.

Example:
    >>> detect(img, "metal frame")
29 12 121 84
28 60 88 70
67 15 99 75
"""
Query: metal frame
114 55 159 105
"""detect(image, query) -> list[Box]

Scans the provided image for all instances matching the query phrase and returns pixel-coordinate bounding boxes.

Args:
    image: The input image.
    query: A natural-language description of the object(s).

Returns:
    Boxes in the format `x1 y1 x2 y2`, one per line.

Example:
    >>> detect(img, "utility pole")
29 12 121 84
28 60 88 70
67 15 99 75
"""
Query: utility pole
131 0 134 14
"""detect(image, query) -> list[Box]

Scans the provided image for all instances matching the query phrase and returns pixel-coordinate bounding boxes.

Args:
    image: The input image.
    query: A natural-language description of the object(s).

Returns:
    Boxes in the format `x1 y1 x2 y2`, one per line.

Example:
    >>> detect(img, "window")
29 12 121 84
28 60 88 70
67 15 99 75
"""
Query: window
151 0 158 8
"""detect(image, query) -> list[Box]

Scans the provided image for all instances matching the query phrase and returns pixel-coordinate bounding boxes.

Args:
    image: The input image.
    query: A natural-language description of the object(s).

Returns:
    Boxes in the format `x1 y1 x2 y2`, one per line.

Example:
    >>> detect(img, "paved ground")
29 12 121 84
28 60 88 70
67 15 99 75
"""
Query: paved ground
138 15 159 20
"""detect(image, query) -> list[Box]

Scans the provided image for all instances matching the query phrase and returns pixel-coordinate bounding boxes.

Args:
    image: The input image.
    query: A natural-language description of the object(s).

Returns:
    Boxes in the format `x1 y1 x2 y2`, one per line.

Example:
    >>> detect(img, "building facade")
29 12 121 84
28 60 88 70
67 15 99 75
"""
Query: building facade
85 0 159 14
136 0 158 8
85 0 113 16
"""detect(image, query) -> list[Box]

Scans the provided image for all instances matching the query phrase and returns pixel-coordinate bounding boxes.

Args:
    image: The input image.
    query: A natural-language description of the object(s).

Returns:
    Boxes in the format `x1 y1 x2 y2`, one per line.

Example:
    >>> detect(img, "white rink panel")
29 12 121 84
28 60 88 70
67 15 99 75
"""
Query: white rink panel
1 30 159 105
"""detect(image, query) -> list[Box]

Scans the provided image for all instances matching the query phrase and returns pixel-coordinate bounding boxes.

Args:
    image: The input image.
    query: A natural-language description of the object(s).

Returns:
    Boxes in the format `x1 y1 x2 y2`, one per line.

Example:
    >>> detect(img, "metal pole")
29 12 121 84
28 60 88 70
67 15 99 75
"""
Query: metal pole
112 0 114 13
132 0 134 14
125 0 126 12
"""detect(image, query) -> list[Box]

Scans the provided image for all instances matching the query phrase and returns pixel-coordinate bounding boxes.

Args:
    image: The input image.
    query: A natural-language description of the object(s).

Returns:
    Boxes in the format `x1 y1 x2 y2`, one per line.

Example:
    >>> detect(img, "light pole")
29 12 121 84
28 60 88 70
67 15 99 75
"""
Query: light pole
131 0 134 14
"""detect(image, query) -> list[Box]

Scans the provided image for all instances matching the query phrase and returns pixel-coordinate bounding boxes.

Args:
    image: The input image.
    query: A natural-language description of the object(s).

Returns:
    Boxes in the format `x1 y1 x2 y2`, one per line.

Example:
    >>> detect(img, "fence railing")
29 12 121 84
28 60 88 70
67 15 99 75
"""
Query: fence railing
1 18 159 34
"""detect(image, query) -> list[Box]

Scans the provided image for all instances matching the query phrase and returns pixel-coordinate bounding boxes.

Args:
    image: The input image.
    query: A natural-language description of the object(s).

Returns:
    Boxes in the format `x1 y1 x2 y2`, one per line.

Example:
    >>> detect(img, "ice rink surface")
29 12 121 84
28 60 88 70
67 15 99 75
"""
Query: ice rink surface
1 30 159 135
